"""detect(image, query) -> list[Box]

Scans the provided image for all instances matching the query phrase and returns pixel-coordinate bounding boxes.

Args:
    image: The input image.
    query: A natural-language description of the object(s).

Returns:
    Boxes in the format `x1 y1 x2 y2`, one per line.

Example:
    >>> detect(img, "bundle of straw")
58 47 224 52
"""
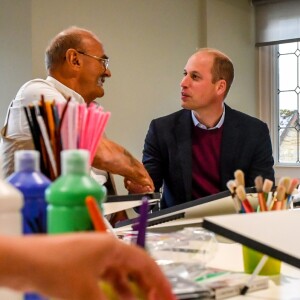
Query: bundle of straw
24 96 110 180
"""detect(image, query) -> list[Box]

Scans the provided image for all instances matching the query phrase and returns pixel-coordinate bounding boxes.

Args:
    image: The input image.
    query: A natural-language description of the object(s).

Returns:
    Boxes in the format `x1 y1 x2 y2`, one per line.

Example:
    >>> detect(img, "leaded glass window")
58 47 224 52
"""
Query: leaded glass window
277 42 300 164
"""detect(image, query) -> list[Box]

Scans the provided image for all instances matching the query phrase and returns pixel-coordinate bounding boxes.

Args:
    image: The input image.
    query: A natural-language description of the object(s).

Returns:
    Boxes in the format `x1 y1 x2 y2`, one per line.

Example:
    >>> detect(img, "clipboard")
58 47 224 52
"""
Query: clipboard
202 210 300 269
114 187 257 229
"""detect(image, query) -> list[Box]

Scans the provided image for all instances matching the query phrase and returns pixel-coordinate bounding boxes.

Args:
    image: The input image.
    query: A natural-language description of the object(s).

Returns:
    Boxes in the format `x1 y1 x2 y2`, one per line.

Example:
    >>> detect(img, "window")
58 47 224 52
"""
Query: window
254 0 300 181
276 42 300 165
258 43 300 182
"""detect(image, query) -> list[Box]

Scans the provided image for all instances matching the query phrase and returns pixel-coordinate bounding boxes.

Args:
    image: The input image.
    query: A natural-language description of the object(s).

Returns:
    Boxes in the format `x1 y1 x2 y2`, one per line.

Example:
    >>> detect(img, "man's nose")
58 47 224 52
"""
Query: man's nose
104 68 111 77
180 76 189 87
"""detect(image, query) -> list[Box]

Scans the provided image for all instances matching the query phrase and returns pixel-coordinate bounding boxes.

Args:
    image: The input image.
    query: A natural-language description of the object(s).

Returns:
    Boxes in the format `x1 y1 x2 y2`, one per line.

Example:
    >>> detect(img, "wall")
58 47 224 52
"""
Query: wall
0 0 32 118
0 0 256 193
204 0 257 116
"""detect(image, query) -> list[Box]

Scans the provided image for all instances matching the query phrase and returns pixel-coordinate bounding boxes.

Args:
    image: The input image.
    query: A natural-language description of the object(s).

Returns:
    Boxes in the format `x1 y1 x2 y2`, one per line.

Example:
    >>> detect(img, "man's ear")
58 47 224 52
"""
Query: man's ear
216 79 227 96
65 49 81 68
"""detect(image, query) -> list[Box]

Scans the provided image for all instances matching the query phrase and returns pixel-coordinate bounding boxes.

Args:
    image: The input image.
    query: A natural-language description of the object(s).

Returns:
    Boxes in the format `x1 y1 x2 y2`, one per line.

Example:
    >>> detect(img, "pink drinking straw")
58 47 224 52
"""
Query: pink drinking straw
77 103 87 148
86 108 99 150
72 102 79 149
89 112 111 164
67 102 78 149
79 105 93 149
87 108 107 162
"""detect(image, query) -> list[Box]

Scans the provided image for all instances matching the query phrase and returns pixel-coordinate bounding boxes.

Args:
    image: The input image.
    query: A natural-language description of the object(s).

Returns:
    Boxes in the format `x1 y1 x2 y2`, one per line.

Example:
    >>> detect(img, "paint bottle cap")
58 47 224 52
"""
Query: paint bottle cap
14 150 39 172
61 149 89 175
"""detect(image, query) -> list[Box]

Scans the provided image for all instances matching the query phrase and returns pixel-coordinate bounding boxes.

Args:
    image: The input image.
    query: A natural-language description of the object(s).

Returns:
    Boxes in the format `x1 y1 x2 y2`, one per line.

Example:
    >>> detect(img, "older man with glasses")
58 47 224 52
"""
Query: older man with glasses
0 26 154 196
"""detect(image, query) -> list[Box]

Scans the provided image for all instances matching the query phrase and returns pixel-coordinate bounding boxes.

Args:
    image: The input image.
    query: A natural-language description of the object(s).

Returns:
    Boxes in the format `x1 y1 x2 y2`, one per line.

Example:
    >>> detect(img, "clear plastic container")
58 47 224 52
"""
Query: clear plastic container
123 227 218 280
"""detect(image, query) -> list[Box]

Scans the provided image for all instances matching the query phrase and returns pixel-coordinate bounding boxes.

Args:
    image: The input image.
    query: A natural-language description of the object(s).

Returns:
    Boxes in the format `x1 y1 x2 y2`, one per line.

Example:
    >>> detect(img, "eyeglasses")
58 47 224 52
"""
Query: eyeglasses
76 50 109 70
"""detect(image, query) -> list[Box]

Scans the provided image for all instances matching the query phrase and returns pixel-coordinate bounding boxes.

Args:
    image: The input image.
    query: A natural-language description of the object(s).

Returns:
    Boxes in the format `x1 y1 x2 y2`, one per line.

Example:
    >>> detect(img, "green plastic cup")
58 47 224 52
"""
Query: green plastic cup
242 246 281 276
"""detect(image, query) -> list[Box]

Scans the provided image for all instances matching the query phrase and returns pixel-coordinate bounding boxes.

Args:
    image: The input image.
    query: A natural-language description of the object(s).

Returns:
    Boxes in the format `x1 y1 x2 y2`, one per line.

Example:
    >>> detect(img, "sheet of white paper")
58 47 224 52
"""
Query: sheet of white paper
103 199 158 215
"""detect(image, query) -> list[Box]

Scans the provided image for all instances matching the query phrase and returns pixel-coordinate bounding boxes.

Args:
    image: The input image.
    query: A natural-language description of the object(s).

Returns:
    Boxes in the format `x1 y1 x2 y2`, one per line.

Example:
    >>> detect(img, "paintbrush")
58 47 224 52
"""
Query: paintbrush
255 176 268 211
236 185 254 213
227 180 242 213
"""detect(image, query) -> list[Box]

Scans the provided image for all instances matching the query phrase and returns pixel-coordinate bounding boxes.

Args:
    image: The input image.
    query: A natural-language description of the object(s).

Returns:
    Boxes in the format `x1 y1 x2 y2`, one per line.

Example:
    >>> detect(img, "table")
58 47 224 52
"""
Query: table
205 241 300 299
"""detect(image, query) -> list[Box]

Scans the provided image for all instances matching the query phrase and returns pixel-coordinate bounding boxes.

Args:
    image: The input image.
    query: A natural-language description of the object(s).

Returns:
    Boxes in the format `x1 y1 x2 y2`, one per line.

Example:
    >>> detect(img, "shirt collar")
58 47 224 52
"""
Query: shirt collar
191 107 225 130
46 76 85 104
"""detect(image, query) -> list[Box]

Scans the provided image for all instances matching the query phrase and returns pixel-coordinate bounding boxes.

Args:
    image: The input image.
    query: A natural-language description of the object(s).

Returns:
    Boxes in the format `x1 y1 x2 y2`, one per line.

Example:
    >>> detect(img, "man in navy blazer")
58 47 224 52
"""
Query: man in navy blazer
143 105 274 208
126 48 274 208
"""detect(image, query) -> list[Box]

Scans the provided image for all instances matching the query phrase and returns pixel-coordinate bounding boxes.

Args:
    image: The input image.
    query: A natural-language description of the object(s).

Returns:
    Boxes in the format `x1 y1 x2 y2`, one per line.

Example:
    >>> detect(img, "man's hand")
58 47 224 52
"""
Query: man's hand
93 136 154 190
124 178 154 194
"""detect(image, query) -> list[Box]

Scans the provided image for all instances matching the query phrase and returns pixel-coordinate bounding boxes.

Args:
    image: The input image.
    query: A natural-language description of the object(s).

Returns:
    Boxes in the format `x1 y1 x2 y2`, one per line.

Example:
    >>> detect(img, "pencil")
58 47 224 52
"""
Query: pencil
85 196 107 232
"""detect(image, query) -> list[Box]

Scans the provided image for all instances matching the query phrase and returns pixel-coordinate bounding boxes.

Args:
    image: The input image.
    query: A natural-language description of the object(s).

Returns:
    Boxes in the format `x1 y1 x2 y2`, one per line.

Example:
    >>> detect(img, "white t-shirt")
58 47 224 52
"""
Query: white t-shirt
6 76 85 139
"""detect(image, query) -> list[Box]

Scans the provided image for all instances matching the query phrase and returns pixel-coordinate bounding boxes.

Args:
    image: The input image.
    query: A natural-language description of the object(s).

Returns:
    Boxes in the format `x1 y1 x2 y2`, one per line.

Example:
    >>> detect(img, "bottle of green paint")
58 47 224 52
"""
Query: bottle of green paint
46 149 106 234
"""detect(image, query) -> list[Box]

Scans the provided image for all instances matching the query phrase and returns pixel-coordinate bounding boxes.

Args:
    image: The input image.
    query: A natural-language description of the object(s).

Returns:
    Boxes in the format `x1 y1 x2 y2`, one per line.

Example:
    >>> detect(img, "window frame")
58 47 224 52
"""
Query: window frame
258 45 300 183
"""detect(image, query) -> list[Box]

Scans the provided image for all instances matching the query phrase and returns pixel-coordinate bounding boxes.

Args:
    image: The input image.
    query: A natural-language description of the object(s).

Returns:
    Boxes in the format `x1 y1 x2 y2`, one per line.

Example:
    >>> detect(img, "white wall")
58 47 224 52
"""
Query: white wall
205 0 257 116
0 0 32 118
0 0 256 193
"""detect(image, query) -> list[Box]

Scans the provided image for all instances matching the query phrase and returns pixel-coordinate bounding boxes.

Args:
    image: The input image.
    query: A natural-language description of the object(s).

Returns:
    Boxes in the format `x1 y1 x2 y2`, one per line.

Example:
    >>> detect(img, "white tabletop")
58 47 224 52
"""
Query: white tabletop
207 241 300 299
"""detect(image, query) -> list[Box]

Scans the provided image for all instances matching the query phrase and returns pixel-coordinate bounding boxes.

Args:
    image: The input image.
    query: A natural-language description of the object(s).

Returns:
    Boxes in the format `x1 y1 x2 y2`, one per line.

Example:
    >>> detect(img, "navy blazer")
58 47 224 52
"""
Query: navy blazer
143 105 275 208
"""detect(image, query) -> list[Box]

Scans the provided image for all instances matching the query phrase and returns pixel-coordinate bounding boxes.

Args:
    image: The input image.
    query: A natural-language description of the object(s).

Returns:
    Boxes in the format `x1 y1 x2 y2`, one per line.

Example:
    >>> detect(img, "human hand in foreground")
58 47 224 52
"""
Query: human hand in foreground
0 233 175 300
